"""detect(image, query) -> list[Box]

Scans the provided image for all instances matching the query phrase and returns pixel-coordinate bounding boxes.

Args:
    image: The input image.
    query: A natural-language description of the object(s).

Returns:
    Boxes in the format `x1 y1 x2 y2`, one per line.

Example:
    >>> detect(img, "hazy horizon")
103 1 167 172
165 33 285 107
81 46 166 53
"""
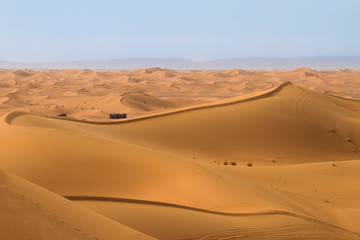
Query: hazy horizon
1 56 360 70
2 55 360 62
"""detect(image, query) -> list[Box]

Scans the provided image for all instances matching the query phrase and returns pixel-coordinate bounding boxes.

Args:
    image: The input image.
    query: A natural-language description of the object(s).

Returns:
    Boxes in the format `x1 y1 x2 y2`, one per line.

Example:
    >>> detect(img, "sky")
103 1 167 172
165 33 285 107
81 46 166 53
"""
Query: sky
0 0 359 61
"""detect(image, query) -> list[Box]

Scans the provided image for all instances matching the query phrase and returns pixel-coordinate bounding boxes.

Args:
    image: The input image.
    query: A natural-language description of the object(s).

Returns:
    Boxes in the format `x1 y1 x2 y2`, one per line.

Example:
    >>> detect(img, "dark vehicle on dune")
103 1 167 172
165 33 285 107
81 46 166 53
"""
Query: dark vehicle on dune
109 113 127 119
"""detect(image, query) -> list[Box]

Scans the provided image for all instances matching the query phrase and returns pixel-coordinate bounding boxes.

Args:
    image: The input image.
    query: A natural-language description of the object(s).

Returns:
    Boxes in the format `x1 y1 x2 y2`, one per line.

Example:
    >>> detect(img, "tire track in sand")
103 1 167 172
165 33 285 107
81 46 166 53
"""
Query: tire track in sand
293 92 316 157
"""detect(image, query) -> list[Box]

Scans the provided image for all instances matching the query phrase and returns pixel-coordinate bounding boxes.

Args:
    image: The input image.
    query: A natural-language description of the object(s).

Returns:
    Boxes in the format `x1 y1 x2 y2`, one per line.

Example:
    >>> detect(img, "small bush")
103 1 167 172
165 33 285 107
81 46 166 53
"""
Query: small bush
230 161 237 166
223 160 228 165
247 162 253 167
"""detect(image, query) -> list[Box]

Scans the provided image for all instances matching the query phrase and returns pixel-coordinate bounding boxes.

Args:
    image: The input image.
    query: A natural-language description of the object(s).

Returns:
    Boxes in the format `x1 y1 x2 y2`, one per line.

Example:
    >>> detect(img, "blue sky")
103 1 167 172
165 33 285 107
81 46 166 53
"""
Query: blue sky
0 0 359 61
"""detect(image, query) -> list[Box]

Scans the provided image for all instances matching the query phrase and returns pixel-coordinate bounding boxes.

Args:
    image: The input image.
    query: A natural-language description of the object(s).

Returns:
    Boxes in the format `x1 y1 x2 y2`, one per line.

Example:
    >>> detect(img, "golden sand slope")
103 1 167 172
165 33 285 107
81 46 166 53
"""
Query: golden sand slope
0 169 155 240
1 82 360 239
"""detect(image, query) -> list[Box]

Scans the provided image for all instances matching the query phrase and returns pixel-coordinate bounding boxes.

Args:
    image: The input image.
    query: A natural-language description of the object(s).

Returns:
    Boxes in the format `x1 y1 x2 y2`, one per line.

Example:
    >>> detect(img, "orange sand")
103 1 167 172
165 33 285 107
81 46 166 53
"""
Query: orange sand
0 68 360 239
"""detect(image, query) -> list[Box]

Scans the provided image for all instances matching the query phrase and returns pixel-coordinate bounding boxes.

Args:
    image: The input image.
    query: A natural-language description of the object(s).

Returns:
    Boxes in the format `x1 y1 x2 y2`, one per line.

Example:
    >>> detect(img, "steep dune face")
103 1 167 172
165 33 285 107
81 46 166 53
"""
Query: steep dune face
106 82 360 164
1 82 360 239
0 169 155 240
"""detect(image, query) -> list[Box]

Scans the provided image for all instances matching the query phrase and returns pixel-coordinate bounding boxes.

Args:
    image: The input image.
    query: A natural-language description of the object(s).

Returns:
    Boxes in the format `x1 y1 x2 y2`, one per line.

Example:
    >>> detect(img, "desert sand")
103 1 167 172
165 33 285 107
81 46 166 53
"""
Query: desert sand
1 68 360 239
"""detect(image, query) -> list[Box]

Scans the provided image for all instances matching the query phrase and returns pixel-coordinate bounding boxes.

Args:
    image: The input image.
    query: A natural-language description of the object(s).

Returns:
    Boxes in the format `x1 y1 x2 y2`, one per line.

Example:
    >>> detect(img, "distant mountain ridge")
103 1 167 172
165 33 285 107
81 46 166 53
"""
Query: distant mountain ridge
1 56 360 70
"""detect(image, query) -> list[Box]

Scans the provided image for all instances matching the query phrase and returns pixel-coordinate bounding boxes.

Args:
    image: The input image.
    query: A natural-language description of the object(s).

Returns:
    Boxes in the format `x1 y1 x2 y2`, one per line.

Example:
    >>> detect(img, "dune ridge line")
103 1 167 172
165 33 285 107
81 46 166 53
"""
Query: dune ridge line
64 195 359 235
5 81 295 126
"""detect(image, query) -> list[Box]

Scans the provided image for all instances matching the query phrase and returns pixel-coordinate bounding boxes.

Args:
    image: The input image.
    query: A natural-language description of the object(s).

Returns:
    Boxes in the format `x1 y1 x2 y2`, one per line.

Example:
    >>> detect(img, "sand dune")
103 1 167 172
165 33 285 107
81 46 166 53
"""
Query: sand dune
65 196 359 240
1 80 360 239
0 169 155 240
121 92 179 112
1 68 360 121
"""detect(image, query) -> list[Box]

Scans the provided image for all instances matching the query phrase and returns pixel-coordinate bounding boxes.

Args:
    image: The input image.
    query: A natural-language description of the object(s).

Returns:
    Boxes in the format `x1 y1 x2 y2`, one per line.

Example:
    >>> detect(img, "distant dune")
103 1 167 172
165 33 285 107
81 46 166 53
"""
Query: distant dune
121 92 179 112
1 68 360 122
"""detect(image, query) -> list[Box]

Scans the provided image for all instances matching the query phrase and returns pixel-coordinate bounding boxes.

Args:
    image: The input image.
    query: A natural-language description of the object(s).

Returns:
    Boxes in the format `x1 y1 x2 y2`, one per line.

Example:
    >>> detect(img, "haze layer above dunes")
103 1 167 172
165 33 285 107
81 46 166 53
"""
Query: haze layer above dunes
1 79 360 239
